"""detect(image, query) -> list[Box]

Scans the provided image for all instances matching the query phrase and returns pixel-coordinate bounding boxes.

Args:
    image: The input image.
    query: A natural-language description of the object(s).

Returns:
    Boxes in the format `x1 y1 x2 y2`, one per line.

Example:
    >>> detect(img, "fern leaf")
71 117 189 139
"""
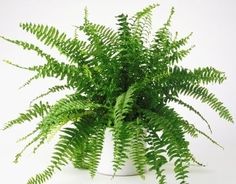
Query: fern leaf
129 120 147 178
131 3 159 43
0 36 81 86
0 36 47 56
84 123 105 176
3 101 50 130
169 97 212 133
145 107 192 183
3 60 34 71
168 66 226 85
14 132 41 163
112 84 137 174
112 123 131 174
181 121 223 149
20 23 67 48
179 84 233 122
144 128 167 184
19 74 40 89
27 119 99 184
30 84 71 105
38 95 102 140
113 85 136 124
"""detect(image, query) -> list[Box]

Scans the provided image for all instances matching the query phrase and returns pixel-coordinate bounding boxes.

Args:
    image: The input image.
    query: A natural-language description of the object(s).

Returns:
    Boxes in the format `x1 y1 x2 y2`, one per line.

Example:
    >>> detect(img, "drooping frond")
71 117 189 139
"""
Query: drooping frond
0 36 49 57
0 36 80 86
169 97 212 133
19 74 40 89
37 95 102 141
112 122 131 175
84 123 105 176
112 85 137 173
30 84 72 105
14 131 41 163
143 114 167 184
178 84 233 122
27 124 81 184
142 106 194 183
180 120 223 149
28 116 104 184
129 119 147 178
3 60 33 71
157 107 191 183
3 101 50 130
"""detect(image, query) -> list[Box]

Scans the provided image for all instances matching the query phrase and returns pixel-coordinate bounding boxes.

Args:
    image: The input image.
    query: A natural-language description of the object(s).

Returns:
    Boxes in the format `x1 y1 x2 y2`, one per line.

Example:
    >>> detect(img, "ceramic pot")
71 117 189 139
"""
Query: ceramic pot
97 128 138 176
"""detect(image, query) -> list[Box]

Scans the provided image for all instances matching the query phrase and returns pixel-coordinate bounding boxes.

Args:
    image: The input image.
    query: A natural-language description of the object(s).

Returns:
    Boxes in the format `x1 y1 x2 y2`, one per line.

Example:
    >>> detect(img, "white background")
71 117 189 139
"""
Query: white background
0 0 236 184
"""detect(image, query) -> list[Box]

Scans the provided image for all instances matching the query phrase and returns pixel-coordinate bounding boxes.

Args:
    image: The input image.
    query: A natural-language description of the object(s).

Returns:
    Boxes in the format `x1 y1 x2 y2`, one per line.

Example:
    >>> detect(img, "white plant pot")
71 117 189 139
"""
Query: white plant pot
97 128 138 176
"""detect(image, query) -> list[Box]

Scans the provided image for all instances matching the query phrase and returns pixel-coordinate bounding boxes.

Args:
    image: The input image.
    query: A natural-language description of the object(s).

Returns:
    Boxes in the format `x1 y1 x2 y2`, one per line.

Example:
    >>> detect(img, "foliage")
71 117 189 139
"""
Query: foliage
1 4 233 184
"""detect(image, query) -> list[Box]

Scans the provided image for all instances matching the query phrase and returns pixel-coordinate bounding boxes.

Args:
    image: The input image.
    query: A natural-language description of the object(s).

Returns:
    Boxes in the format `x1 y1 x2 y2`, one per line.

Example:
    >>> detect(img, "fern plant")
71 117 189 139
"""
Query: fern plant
1 4 233 184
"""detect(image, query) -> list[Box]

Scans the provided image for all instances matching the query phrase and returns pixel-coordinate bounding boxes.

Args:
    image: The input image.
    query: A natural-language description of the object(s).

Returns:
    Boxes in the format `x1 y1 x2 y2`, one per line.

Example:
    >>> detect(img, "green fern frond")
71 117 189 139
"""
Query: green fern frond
144 127 167 184
169 97 212 133
172 32 193 49
3 60 33 71
14 132 41 163
17 96 101 157
80 22 118 51
84 123 105 176
27 166 55 184
0 36 47 56
179 84 233 122
3 101 50 130
0 36 81 86
112 84 137 174
164 7 175 28
133 3 159 21
38 97 101 140
181 121 223 149
30 84 71 105
192 67 226 84
30 60 78 86
19 23 91 64
129 120 147 178
168 66 226 85
27 128 75 184
27 119 101 184
56 38 89 64
19 74 40 89
113 85 136 125
80 7 118 56
112 123 131 175
131 3 159 43
144 107 192 183
20 23 67 48
152 7 174 45
17 128 39 143
169 46 194 65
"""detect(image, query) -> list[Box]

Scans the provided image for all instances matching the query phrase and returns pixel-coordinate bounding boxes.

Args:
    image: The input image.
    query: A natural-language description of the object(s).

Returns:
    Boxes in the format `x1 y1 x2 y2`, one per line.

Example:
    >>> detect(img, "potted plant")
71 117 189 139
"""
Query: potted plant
1 4 233 184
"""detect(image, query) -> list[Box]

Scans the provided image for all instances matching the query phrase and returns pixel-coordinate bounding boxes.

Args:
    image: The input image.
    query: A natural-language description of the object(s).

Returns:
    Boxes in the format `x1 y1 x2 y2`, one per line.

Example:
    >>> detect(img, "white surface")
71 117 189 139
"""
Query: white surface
0 0 236 184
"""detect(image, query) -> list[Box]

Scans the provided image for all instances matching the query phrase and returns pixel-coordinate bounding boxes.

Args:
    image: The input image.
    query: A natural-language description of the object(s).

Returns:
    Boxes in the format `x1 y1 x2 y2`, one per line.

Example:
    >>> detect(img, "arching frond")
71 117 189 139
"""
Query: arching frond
3 101 50 130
